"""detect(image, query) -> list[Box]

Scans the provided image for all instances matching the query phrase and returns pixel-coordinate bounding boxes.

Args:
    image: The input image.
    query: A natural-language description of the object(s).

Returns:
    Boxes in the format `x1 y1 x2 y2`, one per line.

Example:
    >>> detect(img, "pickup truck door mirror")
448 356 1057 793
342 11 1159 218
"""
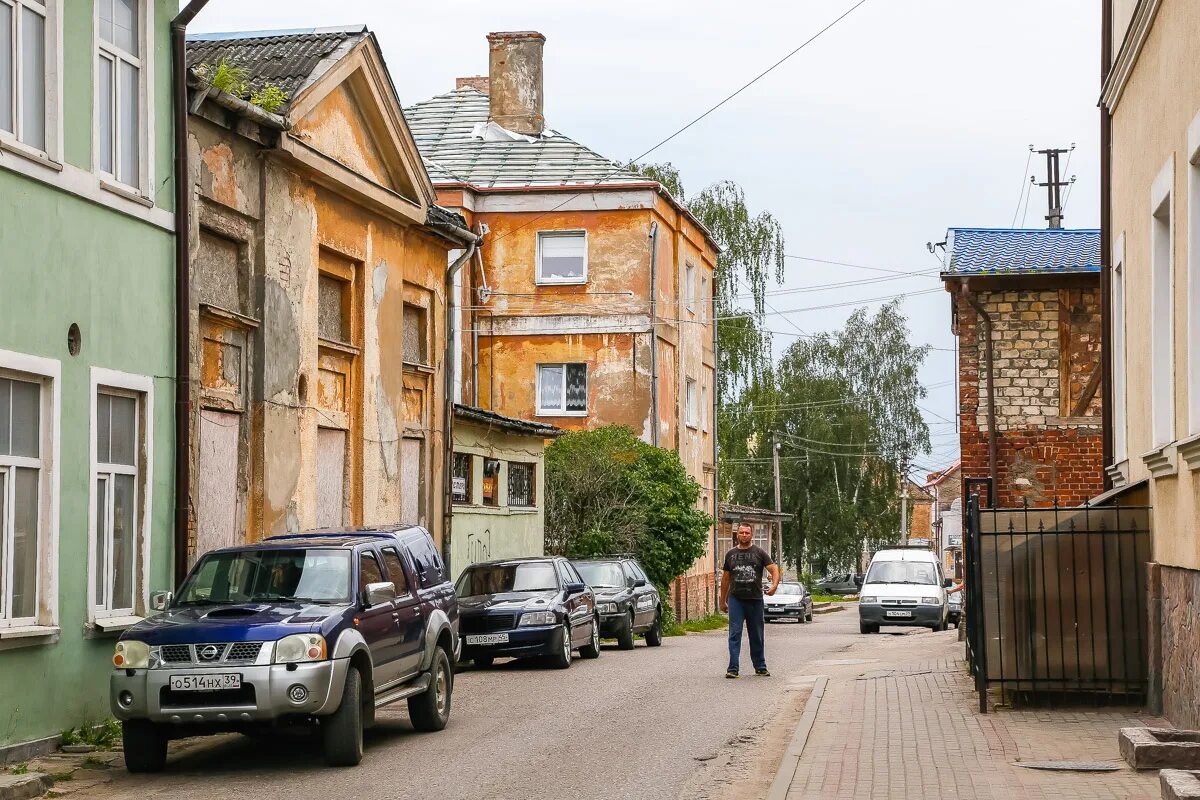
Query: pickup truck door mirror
150 591 173 612
564 581 587 596
362 581 397 607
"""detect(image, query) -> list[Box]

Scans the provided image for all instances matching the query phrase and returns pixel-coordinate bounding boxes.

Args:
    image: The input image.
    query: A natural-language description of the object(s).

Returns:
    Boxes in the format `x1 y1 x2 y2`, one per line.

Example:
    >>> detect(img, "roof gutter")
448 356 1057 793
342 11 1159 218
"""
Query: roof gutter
172 0 210 587
186 76 290 130
960 284 999 501
436 221 483 571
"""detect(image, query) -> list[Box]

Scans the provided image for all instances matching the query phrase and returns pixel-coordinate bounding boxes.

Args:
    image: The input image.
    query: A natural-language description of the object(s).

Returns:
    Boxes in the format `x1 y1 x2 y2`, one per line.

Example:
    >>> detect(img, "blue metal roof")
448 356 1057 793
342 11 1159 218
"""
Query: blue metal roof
943 228 1101 276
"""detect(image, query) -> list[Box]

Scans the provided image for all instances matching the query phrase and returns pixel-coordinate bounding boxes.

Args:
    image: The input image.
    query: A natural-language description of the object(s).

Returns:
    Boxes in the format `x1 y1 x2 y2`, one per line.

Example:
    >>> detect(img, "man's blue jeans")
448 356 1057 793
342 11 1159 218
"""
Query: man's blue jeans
727 595 766 673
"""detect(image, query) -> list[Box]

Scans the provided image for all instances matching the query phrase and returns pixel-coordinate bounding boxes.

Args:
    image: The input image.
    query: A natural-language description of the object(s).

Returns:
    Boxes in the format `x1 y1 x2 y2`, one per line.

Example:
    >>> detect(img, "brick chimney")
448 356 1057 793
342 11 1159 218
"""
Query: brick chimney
456 75 490 94
486 31 545 136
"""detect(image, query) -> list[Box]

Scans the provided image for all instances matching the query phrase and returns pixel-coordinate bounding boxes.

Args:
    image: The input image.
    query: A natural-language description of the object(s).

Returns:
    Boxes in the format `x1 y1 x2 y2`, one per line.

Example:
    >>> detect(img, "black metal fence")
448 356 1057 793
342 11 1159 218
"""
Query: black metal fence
964 484 1151 713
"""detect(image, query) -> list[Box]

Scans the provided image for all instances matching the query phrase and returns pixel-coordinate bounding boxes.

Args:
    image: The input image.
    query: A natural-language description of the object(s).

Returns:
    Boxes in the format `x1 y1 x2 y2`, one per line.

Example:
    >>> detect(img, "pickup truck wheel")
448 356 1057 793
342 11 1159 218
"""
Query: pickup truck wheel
122 720 168 773
616 612 636 650
548 622 572 669
579 616 601 659
322 667 364 767
644 611 663 647
409 646 453 732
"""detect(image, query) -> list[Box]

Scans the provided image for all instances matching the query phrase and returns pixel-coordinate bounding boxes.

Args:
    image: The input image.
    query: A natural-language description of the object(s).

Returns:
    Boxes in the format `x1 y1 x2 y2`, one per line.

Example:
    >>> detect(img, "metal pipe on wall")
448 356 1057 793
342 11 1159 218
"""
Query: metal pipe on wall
171 0 210 587
962 286 999 500
1100 0 1114 488
648 221 660 447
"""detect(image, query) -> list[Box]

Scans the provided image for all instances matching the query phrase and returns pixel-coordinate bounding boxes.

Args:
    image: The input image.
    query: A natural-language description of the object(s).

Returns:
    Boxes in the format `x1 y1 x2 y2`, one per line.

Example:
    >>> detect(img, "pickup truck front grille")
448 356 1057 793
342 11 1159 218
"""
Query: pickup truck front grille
157 642 265 666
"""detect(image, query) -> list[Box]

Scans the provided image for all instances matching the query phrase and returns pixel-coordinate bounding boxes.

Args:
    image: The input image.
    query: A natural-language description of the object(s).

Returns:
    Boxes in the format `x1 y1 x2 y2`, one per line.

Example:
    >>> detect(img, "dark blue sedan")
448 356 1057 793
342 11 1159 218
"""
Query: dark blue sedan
456 557 600 669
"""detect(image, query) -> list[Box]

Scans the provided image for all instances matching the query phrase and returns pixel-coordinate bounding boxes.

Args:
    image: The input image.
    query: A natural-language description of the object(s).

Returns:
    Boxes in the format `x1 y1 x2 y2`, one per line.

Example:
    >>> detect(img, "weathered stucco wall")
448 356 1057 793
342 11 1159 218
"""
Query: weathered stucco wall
449 419 548 577
1108 0 1200 572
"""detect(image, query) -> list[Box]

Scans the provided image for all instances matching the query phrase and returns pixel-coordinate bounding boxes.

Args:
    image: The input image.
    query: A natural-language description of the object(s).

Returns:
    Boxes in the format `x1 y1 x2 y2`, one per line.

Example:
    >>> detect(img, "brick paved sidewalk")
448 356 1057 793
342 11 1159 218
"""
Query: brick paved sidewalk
784 629 1167 800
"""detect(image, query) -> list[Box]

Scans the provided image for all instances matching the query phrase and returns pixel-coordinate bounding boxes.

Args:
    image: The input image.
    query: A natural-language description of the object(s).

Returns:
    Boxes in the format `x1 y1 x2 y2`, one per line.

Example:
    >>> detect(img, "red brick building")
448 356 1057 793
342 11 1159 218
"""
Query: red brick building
942 228 1104 507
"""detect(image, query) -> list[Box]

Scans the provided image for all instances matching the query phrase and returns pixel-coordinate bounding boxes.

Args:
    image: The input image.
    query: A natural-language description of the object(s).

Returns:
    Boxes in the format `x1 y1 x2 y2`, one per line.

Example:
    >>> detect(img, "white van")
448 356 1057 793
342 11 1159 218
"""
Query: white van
858 547 949 634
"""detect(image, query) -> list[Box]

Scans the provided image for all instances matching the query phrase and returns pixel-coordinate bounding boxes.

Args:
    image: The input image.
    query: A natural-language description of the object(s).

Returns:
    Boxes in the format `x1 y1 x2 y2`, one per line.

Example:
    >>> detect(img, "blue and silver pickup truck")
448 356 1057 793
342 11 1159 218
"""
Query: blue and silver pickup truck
109 525 459 771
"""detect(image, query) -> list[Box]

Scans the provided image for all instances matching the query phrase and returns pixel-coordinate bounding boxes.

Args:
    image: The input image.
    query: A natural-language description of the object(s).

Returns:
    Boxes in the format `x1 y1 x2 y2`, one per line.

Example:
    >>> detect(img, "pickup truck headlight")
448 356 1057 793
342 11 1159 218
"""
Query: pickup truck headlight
596 602 619 614
518 611 558 627
921 597 940 605
859 596 878 604
274 634 327 664
113 640 150 669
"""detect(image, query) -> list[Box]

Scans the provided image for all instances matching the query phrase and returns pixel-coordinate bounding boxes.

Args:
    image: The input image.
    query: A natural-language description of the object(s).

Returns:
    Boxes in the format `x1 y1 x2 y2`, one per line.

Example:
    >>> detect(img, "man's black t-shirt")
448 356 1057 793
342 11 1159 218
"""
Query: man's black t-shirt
723 545 774 601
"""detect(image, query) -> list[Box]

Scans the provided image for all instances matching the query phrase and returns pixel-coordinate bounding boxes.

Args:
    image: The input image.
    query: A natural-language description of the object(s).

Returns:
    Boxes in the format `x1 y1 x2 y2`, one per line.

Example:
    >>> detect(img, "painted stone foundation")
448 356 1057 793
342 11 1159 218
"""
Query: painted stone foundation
1154 564 1200 728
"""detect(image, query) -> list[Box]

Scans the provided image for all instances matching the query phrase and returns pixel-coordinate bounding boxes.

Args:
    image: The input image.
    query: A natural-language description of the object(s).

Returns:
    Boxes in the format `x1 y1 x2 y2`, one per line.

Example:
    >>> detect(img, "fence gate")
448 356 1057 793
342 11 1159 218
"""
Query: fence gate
963 486 1150 713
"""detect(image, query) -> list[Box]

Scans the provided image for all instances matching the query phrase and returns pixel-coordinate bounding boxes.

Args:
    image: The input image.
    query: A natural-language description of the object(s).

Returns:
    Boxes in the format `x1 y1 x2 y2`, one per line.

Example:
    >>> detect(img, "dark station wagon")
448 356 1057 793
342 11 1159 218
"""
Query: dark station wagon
110 525 458 771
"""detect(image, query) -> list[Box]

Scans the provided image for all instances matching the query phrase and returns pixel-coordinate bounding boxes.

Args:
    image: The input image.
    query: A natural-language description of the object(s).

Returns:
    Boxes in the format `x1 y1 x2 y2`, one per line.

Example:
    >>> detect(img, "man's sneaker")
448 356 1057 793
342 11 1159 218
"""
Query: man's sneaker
755 668 771 677
725 670 739 679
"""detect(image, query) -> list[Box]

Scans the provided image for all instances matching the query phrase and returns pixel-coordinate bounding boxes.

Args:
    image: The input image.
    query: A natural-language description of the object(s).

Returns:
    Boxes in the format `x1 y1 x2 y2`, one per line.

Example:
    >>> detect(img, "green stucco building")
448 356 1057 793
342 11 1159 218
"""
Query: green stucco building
0 0 176 756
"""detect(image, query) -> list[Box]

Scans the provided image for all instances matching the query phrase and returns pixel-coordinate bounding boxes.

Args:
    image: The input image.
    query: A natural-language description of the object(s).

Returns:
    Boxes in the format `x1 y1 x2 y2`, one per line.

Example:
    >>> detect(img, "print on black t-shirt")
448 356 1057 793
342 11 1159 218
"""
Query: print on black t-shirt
723 545 773 600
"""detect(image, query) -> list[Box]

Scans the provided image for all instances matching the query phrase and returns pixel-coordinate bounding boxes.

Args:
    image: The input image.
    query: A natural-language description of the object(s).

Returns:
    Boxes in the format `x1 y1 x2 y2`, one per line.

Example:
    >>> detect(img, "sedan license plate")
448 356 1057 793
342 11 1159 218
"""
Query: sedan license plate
885 610 913 618
169 673 241 691
465 633 509 645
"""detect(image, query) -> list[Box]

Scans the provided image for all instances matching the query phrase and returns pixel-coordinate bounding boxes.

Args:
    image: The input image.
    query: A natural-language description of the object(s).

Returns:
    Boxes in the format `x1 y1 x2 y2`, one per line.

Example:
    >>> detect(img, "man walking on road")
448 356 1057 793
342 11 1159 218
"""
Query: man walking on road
720 524 781 678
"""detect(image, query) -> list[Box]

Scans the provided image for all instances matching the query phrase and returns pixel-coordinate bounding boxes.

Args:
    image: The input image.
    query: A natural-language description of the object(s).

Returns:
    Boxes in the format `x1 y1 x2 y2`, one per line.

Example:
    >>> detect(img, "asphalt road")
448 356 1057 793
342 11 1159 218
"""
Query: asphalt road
75 612 865 800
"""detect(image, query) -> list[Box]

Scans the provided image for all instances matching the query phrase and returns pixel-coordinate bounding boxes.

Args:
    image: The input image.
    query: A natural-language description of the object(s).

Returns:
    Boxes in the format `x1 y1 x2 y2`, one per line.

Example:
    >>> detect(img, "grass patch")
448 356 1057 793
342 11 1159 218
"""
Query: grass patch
812 593 856 603
663 613 728 637
10 763 28 775
49 772 73 782
61 719 121 750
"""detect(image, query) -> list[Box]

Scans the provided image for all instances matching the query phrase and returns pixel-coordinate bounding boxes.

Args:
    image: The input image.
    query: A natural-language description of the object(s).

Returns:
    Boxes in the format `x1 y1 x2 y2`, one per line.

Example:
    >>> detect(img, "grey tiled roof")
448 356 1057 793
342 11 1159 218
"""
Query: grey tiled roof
943 228 1101 276
404 89 651 189
453 404 563 437
186 27 367 113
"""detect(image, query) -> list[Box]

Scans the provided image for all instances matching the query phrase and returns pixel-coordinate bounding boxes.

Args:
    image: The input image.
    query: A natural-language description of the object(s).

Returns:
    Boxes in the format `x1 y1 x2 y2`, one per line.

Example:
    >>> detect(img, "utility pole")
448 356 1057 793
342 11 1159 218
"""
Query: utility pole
899 462 908 545
771 432 782 563
1033 145 1075 229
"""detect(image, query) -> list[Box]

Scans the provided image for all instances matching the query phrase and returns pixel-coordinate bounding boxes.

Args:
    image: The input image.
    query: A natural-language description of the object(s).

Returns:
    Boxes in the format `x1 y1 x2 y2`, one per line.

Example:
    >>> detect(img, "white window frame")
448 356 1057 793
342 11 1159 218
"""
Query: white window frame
1112 233 1128 462
1150 156 1175 448
685 263 696 314
685 378 699 428
701 381 709 433
87 367 152 628
0 0 62 163
535 230 588 285
700 274 709 323
0 348 59 635
536 363 588 416
93 0 154 198
1187 112 1200 436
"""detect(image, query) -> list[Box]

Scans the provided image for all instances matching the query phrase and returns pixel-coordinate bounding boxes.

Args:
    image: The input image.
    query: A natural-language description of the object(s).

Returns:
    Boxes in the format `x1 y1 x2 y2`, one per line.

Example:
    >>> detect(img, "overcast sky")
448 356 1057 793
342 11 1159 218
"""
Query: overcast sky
191 0 1102 476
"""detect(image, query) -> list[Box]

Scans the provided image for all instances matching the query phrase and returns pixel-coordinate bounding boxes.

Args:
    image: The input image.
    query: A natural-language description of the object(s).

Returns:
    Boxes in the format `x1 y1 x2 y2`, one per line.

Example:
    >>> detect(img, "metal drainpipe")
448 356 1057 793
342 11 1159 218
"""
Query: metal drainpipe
1100 0 1114 488
648 221 660 447
962 286 999 500
172 0 210 587
442 237 480 569
711 268 720 609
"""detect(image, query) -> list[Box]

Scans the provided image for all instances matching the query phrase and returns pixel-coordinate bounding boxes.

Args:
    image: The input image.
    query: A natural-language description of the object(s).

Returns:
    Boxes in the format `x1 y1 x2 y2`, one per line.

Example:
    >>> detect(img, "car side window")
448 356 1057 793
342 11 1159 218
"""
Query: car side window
566 562 585 584
555 561 574 586
380 547 410 595
407 533 446 589
359 551 384 595
620 562 639 586
629 561 650 585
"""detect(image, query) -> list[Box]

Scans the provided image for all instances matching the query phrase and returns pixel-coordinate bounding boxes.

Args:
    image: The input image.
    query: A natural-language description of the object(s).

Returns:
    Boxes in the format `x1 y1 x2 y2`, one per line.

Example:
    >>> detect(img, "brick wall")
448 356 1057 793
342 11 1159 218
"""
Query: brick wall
955 287 1104 507
672 571 716 620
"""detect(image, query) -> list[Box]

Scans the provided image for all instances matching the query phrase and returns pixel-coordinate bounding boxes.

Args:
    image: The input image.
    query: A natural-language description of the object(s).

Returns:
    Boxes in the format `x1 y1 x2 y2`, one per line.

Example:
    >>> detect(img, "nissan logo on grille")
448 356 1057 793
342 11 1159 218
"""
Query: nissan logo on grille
199 645 221 661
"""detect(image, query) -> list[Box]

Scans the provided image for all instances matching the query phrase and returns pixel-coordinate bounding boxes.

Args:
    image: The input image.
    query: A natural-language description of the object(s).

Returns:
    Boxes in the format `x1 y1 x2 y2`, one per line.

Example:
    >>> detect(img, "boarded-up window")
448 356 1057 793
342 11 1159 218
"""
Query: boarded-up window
196 409 239 559
403 304 428 365
451 452 471 504
317 274 350 343
537 231 587 283
197 230 245 313
482 458 500 507
315 428 346 527
401 438 424 524
508 462 534 507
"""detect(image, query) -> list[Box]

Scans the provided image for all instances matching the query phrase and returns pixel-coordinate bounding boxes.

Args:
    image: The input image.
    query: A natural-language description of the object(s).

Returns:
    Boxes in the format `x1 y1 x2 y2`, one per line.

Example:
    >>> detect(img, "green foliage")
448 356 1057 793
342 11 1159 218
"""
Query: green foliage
198 59 250 98
663 612 728 637
545 426 712 589
60 719 121 749
250 84 289 114
634 161 685 200
722 301 930 570
10 763 28 775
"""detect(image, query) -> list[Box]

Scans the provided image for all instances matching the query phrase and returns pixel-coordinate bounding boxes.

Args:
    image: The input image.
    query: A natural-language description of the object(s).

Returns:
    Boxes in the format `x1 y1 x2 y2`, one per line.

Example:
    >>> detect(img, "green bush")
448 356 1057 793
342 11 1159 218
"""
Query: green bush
60 719 121 749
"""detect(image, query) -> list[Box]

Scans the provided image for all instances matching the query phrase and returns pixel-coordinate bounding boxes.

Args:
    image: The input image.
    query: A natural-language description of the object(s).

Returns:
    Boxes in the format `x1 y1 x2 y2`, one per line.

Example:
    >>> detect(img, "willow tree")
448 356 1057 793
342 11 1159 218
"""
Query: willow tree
634 163 785 400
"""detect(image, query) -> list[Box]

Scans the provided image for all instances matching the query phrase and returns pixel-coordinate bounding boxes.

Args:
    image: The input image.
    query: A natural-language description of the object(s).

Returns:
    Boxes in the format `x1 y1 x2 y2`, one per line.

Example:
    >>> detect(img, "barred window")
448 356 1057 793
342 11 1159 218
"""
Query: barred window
482 458 500 507
508 462 535 507
451 452 471 504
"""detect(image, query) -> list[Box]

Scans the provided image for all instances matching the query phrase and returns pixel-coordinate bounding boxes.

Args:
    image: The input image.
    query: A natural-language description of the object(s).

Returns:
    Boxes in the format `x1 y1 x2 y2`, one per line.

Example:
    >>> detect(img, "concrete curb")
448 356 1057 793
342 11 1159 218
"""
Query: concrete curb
813 604 847 615
766 675 829 800
0 773 52 800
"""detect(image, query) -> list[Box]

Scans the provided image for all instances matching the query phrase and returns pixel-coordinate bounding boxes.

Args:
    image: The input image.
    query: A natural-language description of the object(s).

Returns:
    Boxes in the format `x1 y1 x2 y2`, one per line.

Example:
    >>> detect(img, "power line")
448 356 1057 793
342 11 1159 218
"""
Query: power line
1010 146 1033 228
717 287 943 320
486 0 871 247
784 254 934 277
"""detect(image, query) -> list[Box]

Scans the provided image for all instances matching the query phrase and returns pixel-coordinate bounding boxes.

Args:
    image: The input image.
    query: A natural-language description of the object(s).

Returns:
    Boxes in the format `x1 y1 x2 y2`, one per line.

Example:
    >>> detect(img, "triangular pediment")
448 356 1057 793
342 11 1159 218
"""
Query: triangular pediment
286 39 434 211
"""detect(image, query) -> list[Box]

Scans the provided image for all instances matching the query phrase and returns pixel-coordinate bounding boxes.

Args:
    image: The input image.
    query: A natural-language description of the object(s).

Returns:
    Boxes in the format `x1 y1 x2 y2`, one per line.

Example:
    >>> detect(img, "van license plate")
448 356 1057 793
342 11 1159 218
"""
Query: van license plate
465 634 509 645
885 610 913 618
169 673 241 691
